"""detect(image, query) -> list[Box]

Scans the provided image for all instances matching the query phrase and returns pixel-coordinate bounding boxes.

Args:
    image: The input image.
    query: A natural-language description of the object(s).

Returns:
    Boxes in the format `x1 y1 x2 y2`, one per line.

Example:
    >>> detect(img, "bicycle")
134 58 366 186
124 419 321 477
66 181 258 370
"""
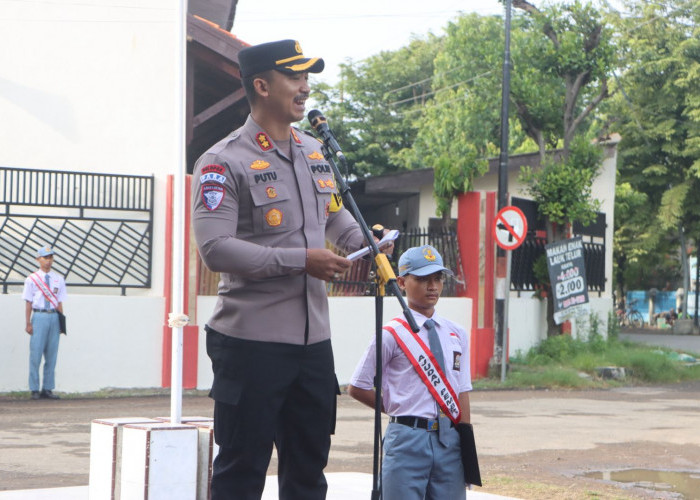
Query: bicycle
617 299 646 328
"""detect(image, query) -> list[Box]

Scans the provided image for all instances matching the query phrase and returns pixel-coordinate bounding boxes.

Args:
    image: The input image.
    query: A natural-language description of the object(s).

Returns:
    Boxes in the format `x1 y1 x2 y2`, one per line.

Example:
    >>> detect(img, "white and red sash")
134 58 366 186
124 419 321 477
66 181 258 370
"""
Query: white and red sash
384 317 461 424
29 272 60 309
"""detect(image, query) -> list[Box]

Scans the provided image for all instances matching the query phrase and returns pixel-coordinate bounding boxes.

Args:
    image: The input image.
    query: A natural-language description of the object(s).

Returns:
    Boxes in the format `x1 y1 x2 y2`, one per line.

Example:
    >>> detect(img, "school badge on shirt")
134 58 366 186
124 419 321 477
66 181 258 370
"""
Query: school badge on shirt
201 184 224 211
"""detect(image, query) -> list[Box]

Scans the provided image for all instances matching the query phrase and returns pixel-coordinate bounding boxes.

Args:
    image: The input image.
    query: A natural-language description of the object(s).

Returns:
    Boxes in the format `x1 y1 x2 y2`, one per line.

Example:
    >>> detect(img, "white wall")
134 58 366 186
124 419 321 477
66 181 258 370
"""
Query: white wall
417 183 459 229
507 293 613 357
2 293 164 393
196 296 473 390
0 293 471 394
0 0 181 298
3 290 612 394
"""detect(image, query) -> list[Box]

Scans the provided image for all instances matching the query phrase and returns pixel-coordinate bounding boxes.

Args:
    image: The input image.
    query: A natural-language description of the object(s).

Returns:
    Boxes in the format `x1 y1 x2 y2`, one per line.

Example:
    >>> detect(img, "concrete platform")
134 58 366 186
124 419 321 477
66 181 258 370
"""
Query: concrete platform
0 473 518 499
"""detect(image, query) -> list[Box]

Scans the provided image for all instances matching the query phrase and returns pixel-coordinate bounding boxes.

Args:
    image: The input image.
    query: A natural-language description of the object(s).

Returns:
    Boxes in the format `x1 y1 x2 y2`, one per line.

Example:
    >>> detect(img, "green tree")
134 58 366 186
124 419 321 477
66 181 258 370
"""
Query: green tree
607 0 700 312
313 35 441 178
408 14 513 223
510 0 615 336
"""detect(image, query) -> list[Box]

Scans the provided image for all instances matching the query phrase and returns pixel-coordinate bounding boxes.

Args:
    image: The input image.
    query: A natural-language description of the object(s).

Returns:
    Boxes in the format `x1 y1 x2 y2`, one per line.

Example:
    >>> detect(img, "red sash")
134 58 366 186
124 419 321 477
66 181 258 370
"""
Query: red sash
384 317 461 424
29 272 60 309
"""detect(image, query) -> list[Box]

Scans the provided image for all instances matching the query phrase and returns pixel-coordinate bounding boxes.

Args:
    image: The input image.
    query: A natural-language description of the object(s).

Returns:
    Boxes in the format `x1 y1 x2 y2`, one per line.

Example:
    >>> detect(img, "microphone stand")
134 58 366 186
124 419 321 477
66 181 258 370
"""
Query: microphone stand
319 144 419 500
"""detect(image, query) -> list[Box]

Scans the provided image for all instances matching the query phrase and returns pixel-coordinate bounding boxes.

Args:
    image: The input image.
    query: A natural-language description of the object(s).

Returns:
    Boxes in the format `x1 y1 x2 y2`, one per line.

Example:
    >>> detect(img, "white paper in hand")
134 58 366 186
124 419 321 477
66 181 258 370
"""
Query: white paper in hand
347 230 400 261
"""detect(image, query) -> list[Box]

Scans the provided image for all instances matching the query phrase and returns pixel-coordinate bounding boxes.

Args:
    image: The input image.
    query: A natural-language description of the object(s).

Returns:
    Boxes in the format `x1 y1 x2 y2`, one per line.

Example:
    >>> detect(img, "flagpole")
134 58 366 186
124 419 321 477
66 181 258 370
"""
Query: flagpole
170 0 187 424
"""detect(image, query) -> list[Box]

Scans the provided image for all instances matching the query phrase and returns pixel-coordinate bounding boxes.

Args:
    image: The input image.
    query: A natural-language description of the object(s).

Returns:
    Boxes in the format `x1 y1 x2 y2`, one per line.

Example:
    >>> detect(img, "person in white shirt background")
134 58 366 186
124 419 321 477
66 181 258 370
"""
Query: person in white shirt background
23 246 67 400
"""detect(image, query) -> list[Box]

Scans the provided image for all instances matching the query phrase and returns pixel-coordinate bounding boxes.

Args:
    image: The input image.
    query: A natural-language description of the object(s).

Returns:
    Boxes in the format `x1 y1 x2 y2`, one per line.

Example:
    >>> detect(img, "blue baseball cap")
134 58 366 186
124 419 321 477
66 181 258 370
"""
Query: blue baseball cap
36 246 55 258
398 245 454 277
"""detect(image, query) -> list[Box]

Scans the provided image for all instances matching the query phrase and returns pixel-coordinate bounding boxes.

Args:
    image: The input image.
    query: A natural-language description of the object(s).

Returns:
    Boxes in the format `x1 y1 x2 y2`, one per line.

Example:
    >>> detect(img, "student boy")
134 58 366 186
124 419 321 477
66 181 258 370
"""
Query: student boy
348 244 472 500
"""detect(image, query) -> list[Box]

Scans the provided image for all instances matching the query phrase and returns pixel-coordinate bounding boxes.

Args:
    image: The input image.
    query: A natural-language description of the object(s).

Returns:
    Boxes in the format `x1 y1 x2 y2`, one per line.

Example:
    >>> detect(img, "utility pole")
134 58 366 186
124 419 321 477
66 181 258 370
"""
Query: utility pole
494 0 512 376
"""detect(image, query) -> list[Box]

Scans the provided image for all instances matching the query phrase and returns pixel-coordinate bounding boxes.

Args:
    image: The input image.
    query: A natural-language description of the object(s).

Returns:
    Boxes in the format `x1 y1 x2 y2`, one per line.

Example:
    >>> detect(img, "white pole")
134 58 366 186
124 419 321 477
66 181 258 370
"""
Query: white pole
170 0 187 424
501 250 512 382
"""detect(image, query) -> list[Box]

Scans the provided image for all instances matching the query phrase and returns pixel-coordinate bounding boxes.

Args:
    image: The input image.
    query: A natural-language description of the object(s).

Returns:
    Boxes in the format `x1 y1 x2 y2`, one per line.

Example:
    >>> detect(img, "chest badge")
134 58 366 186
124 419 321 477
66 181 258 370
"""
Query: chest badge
266 187 278 199
256 132 273 151
453 351 461 371
265 208 283 227
308 151 324 160
250 159 270 170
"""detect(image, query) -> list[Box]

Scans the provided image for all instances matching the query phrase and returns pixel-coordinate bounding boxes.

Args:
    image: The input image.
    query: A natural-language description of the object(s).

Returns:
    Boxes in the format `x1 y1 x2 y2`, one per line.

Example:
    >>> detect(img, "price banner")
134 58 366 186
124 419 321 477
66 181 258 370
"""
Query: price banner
545 236 590 324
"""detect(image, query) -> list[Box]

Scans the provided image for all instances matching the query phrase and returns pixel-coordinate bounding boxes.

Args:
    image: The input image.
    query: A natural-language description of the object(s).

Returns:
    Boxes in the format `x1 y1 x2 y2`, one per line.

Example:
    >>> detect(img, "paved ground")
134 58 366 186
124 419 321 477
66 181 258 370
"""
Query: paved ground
620 329 700 354
1 332 699 499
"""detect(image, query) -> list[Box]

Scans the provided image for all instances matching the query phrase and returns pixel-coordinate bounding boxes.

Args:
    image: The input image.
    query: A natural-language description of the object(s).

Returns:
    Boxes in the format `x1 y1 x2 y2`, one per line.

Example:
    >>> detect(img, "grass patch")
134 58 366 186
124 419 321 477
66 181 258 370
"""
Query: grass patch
474 313 700 389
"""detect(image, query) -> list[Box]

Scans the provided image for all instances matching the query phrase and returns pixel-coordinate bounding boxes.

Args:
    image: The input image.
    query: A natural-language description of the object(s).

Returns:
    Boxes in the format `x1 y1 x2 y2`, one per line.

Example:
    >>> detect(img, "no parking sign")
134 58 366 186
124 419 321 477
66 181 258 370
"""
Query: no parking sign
493 206 527 251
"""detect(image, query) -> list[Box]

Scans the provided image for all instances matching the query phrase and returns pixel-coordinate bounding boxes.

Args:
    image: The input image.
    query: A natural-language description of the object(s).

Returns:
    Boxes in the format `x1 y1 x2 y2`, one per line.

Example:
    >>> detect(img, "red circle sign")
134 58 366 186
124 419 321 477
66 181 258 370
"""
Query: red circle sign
493 206 528 250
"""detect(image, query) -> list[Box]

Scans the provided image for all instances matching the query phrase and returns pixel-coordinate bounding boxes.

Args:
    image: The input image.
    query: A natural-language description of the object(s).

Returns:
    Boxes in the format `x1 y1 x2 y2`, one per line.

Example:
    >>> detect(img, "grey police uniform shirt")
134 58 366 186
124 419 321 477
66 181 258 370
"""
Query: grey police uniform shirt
192 115 365 345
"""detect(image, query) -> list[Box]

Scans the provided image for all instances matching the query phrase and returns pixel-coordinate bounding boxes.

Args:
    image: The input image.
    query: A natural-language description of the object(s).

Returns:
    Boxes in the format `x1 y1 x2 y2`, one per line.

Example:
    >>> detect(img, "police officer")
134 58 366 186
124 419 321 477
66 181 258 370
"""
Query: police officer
22 246 67 400
192 39 368 499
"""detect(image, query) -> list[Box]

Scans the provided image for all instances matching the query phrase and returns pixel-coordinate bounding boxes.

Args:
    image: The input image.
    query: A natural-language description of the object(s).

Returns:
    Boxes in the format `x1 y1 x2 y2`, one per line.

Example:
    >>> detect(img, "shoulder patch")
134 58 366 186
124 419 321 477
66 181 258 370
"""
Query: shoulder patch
329 193 343 212
201 184 225 211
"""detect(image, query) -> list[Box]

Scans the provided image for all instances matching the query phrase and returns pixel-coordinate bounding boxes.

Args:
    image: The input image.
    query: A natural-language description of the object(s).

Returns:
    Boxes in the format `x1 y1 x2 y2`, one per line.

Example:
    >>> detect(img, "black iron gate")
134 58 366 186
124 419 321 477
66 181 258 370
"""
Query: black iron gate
0 166 154 294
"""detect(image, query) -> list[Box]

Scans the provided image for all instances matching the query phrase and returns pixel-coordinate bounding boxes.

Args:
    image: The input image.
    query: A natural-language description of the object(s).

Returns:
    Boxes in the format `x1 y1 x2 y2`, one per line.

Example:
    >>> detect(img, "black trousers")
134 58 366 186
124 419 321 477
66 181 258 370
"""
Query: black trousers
206 329 338 500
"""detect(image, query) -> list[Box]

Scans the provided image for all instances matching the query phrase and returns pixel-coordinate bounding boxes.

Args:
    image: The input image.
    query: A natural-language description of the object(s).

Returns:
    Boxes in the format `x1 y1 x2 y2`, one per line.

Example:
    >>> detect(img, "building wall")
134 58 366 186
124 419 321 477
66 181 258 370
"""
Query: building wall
471 139 618 304
1 294 164 393
197 296 473 389
417 183 459 229
0 0 180 298
2 294 471 393
508 294 613 357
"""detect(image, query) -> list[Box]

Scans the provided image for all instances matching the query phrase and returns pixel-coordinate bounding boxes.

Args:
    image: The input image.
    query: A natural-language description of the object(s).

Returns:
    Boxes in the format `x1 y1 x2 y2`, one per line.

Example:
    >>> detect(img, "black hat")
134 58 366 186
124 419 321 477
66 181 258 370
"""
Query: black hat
238 39 324 79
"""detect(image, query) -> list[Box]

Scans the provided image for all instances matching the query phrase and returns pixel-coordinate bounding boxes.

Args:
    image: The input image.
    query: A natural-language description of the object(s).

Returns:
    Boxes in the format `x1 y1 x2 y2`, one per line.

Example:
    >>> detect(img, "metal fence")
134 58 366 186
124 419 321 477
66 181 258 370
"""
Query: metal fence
327 227 465 297
510 236 606 293
197 228 465 297
0 166 154 294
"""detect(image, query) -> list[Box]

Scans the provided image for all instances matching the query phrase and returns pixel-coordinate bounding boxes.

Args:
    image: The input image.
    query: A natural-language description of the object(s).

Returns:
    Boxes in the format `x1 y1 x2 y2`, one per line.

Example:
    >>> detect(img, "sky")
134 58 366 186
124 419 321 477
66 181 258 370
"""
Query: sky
231 0 507 84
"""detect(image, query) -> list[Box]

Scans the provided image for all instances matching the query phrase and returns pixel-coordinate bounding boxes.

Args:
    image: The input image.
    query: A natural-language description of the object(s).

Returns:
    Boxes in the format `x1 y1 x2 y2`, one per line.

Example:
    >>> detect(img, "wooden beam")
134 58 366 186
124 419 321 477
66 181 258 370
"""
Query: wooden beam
187 13 246 63
190 43 240 79
193 88 247 129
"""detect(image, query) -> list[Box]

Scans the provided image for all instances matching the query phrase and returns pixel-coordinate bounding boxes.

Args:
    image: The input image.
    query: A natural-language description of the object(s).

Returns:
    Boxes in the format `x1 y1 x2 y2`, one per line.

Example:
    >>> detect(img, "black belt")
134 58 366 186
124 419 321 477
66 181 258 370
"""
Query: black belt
390 416 453 431
32 308 56 313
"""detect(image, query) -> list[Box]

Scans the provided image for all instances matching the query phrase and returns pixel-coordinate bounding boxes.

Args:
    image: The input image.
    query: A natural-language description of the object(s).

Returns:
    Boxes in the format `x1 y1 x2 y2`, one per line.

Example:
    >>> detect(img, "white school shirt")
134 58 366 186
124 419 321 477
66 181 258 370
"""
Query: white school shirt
350 309 472 419
22 270 67 310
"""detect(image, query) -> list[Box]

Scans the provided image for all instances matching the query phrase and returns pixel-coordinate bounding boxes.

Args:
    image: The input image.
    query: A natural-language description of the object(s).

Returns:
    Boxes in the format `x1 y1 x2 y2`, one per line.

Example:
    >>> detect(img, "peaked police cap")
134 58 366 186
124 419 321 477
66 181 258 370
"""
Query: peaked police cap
238 39 324 79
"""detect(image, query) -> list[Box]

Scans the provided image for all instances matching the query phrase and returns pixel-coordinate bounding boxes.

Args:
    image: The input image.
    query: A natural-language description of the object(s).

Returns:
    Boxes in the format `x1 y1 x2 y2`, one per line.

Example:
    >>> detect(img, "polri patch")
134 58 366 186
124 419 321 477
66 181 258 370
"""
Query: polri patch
250 159 270 170
256 132 273 151
308 151 324 160
201 184 224 211
265 208 283 227
266 186 278 199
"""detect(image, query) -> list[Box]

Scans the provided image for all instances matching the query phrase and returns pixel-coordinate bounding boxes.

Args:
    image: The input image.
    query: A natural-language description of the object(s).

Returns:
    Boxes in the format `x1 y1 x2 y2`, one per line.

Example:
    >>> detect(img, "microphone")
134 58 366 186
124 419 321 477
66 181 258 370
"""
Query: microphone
307 109 344 156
